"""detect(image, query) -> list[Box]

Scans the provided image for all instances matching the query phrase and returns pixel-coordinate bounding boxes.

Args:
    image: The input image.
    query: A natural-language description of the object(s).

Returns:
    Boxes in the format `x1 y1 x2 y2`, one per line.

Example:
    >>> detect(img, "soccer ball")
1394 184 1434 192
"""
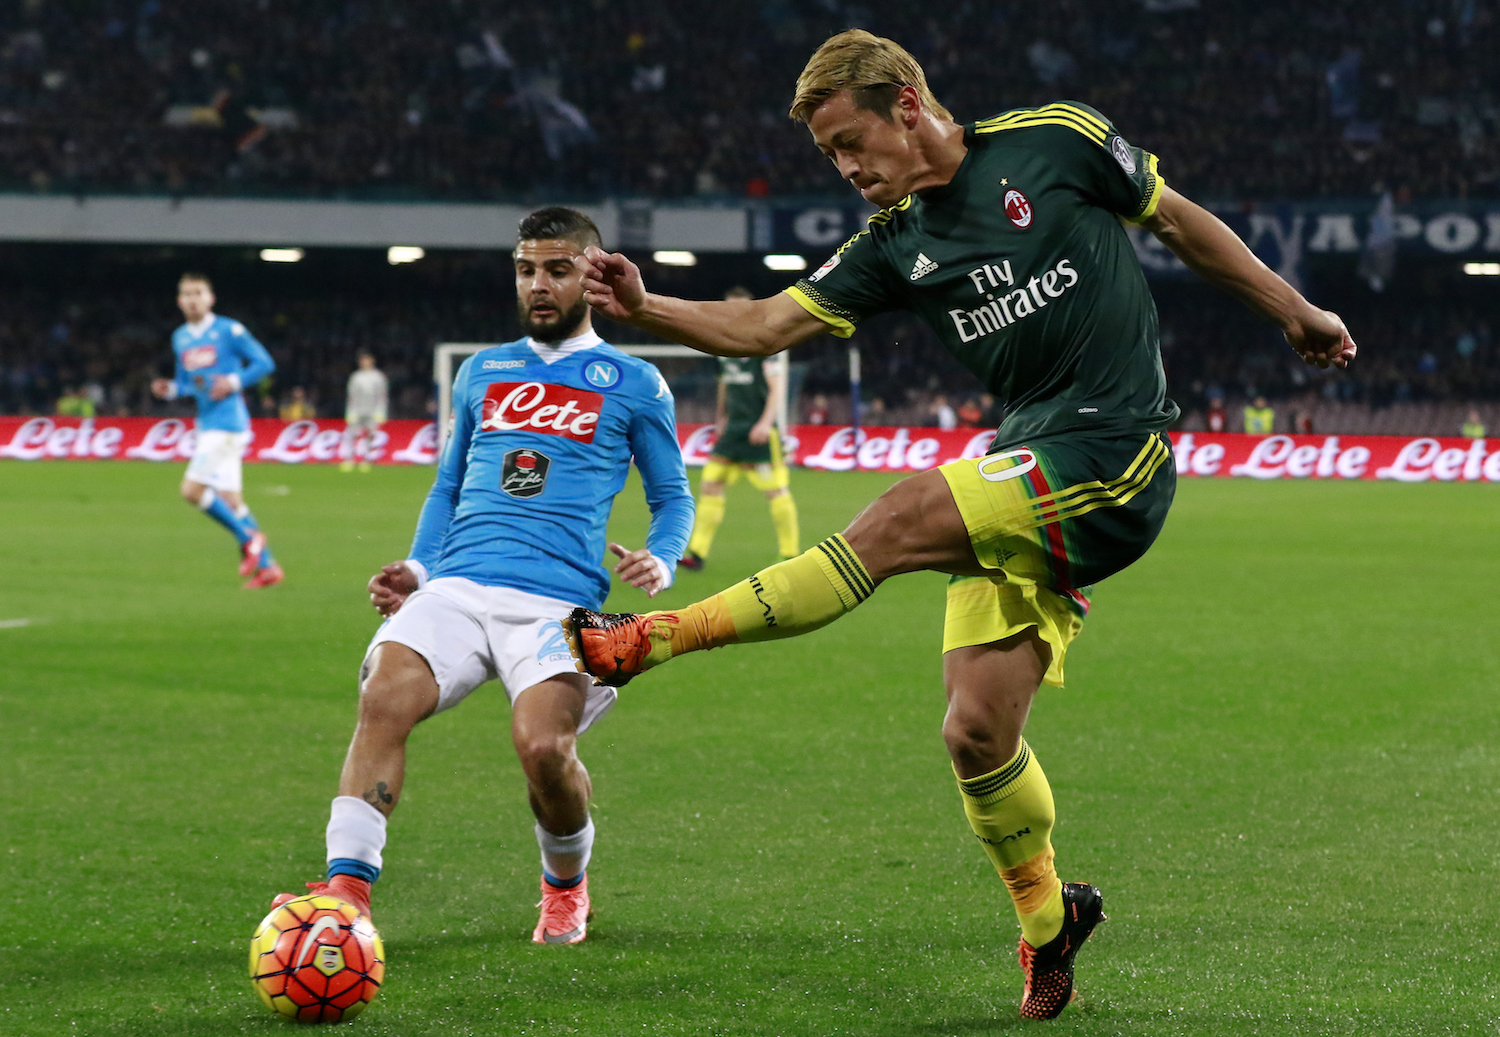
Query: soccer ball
249 894 385 1023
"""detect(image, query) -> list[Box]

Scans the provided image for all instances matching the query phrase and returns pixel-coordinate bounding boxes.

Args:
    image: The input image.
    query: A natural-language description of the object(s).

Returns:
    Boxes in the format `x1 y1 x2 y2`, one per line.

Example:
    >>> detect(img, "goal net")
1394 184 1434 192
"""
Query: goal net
433 342 791 452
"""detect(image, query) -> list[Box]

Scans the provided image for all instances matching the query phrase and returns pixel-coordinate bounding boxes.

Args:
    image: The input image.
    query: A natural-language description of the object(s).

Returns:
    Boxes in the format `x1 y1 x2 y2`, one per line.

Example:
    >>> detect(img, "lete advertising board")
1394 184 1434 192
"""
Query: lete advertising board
2 417 1496 483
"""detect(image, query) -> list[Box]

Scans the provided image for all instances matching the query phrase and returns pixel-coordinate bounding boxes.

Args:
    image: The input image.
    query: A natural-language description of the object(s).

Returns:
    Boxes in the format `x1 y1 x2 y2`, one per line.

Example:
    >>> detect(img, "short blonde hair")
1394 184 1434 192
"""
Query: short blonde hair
789 29 952 124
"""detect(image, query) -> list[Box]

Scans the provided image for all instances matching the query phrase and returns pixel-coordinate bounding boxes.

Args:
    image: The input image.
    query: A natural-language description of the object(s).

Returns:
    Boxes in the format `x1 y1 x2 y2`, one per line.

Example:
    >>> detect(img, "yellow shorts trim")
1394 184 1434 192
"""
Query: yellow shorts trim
938 437 1168 572
944 577 1084 688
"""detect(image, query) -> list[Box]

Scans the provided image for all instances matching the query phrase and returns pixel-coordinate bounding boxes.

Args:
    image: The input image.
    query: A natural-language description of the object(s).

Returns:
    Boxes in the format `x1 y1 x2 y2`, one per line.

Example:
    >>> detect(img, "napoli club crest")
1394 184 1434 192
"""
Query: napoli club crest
1004 188 1033 230
501 447 551 498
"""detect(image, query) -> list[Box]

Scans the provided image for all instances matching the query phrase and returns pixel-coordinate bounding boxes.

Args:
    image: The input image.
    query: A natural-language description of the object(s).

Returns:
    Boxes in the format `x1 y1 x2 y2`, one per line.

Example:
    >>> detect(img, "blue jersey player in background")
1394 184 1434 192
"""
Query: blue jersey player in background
272 208 694 945
150 273 283 588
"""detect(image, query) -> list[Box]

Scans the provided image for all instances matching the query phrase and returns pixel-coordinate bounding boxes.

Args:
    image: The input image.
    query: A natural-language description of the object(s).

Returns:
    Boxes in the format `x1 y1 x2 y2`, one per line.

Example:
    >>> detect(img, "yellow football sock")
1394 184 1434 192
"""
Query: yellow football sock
687 493 726 559
768 491 799 558
955 740 1065 948
659 534 875 658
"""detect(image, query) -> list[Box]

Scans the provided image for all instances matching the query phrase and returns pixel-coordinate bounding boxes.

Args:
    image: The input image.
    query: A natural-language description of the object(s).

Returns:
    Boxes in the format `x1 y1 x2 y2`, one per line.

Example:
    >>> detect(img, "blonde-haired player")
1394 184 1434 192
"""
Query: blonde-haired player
680 287 798 571
341 351 388 472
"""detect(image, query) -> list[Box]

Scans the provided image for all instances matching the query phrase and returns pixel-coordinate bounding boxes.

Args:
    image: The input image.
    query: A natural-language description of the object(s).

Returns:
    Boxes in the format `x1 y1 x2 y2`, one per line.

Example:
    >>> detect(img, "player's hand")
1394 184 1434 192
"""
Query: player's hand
581 246 647 321
609 542 671 598
150 378 174 399
208 374 238 400
368 561 419 617
1285 308 1357 370
748 419 772 445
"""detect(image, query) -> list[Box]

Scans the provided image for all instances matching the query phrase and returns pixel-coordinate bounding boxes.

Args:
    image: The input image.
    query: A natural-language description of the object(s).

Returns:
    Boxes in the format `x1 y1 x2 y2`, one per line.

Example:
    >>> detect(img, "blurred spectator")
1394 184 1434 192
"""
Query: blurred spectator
279 386 316 421
1462 409 1487 438
55 386 95 418
1293 407 1314 434
805 393 829 425
957 397 984 428
1206 394 1227 433
930 394 957 431
1243 396 1275 434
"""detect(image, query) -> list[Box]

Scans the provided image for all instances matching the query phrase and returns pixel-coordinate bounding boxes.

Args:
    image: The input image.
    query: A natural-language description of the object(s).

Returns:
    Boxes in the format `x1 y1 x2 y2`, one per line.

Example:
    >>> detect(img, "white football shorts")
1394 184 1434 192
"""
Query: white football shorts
184 429 251 491
362 577 617 732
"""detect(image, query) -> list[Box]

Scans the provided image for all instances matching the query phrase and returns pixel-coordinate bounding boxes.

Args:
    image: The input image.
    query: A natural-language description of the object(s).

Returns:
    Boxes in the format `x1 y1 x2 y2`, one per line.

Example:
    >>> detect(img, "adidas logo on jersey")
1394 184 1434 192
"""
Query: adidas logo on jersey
910 253 939 281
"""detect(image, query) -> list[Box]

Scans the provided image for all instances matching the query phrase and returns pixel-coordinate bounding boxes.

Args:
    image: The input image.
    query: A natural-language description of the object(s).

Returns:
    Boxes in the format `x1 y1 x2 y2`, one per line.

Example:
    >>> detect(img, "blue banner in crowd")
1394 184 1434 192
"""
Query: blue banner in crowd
765 200 1500 279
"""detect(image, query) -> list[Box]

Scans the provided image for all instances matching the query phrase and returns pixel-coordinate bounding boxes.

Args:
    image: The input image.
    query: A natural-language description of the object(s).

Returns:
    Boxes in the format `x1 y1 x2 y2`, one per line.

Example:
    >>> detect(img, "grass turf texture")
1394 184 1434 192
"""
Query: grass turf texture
1 460 1497 1036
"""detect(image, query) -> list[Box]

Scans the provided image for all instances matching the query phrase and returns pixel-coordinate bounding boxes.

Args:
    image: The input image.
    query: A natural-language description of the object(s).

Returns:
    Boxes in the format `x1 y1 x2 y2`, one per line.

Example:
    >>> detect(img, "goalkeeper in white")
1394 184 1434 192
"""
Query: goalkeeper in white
342 351 389 472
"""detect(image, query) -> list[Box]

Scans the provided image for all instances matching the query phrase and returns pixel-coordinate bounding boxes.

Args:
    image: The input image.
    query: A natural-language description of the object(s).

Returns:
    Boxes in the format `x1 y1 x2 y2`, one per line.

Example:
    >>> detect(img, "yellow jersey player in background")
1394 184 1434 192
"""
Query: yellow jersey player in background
680 287 799 571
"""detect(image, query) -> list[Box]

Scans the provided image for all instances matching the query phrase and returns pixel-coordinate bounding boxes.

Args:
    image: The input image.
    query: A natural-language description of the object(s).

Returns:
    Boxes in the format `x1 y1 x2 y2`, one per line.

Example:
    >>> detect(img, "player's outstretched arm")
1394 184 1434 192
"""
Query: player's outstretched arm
1142 187 1356 370
581 246 829 358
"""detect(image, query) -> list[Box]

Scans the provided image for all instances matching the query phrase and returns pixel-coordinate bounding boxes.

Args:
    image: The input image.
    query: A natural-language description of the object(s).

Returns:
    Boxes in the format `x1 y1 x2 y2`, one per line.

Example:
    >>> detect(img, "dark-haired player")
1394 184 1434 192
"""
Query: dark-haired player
273 207 693 945
568 30 1355 1016
151 273 282 588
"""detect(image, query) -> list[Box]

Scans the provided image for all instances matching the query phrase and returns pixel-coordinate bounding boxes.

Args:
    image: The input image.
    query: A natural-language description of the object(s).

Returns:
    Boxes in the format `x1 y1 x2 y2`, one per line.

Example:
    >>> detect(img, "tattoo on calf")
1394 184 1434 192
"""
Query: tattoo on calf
363 782 394 809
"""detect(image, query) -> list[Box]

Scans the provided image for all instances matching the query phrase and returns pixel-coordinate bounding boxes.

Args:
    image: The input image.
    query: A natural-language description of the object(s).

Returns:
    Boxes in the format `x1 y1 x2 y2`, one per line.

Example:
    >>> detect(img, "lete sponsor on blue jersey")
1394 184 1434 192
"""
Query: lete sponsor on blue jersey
409 331 694 609
170 315 276 432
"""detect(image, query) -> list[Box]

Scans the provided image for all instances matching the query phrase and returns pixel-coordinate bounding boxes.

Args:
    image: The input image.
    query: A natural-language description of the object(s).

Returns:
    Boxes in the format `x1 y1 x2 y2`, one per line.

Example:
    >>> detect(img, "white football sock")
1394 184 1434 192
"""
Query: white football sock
536 817 594 883
326 796 387 870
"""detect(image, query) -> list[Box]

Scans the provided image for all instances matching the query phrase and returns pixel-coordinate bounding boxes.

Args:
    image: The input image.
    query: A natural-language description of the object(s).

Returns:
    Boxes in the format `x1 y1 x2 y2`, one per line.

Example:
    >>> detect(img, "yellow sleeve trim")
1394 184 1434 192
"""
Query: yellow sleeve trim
974 103 1108 144
1125 152 1165 224
784 286 856 339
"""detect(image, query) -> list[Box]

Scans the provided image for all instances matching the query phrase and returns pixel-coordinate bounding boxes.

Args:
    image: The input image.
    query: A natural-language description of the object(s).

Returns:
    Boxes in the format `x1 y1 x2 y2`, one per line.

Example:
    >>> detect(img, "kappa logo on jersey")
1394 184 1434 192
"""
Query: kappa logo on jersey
481 382 603 442
500 447 551 498
584 360 620 389
1110 135 1137 175
909 252 939 281
182 345 218 371
1004 189 1033 230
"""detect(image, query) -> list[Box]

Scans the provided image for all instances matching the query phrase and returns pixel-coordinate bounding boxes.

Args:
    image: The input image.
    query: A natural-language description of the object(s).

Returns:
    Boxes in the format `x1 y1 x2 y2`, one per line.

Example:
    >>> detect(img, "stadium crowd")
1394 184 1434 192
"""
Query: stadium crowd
0 0 1495 201
1 273 1494 434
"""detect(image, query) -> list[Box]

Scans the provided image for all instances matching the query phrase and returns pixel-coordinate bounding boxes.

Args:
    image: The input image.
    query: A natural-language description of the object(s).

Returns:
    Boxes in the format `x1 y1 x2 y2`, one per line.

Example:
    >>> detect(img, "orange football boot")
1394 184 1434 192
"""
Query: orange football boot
270 873 373 920
533 874 591 945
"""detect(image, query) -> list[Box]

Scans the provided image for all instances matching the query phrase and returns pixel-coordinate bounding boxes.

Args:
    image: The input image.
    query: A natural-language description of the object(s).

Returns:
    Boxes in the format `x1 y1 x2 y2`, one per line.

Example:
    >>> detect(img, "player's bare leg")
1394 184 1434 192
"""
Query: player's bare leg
567 468 983 684
512 673 597 944
338 643 440 813
270 643 438 918
945 632 1103 1019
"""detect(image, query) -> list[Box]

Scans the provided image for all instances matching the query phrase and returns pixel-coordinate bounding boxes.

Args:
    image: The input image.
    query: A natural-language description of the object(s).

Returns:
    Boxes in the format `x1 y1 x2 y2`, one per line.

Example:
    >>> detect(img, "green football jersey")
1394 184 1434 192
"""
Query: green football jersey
787 101 1179 446
719 356 770 428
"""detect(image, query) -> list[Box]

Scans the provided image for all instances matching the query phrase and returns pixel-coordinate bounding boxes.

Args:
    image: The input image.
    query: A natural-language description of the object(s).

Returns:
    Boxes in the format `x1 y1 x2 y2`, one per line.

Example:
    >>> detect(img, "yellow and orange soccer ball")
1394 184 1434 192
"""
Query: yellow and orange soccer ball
249 894 385 1024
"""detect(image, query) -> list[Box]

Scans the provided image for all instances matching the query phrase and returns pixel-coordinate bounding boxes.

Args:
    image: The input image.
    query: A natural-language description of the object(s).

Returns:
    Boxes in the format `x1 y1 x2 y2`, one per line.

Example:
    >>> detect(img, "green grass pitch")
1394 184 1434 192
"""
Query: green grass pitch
2 460 1497 1036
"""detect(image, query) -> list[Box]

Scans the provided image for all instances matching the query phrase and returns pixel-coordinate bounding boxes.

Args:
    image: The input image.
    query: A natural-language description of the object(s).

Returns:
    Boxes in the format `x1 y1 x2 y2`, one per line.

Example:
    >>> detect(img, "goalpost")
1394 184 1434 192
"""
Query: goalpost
434 342 792 452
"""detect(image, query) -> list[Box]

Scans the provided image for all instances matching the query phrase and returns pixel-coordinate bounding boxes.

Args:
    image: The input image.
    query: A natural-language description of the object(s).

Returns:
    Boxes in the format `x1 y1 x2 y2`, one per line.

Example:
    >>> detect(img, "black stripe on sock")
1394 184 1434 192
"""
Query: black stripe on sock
820 536 875 600
816 539 873 604
960 743 1031 799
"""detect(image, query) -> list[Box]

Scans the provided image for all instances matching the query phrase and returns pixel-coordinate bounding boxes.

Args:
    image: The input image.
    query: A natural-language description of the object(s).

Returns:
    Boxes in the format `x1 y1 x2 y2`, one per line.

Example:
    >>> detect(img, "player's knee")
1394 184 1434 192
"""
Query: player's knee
357 663 435 733
180 482 203 505
941 699 1020 772
513 729 577 784
701 482 725 496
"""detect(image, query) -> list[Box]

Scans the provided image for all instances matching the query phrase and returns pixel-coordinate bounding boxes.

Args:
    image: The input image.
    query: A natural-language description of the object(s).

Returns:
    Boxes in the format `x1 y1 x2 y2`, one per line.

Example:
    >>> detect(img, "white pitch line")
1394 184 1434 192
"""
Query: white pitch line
0 618 34 630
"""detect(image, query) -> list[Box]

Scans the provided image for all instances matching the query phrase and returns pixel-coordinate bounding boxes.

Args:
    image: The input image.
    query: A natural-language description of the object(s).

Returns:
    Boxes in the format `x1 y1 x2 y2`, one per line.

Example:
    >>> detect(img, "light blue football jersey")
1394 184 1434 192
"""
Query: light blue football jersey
170 315 275 432
410 336 694 608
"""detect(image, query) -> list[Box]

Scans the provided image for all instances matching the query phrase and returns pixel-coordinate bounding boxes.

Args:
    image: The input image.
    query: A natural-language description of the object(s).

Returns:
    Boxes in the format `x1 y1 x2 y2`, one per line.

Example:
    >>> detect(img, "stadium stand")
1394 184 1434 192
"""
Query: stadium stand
0 1 1494 200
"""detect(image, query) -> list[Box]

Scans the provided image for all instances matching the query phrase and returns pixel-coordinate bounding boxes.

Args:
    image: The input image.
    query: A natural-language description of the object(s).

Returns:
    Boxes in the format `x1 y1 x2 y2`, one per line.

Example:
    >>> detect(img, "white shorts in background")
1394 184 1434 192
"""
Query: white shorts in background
363 578 617 732
185 429 251 491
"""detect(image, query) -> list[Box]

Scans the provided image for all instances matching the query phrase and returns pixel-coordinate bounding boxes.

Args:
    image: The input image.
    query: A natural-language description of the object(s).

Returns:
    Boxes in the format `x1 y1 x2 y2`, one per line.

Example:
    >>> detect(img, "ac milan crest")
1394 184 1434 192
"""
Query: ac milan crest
1004 188 1033 230
501 447 551 498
